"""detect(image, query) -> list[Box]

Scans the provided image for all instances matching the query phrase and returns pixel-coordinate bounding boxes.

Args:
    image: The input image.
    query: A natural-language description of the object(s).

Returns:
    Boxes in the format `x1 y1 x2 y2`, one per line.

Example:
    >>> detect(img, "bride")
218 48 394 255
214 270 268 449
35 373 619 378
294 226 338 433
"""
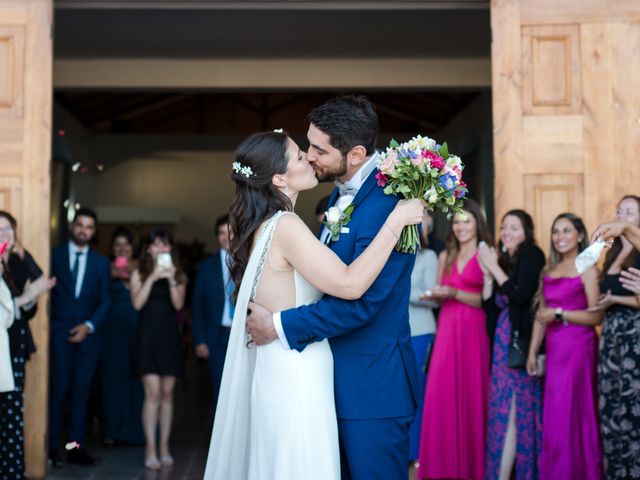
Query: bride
204 130 424 479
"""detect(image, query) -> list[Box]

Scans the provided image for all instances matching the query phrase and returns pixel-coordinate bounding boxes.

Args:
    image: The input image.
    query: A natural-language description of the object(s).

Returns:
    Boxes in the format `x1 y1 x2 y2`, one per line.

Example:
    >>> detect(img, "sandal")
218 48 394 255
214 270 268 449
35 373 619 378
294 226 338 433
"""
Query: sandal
160 455 174 467
145 457 161 471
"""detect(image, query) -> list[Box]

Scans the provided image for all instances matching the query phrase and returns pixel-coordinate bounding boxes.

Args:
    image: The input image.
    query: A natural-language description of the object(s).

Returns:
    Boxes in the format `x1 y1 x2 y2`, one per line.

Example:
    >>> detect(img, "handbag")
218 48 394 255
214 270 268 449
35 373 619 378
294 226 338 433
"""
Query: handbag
508 329 528 369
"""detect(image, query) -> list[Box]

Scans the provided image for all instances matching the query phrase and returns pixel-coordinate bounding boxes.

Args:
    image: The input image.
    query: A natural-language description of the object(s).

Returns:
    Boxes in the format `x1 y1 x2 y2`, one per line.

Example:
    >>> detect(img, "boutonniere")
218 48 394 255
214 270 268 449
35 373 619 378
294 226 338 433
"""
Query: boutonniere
324 204 355 242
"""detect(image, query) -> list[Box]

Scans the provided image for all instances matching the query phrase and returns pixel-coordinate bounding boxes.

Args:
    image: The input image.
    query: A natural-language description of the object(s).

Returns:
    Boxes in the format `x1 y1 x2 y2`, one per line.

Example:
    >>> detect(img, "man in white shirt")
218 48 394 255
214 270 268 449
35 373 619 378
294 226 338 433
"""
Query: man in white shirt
49 208 111 466
192 214 234 408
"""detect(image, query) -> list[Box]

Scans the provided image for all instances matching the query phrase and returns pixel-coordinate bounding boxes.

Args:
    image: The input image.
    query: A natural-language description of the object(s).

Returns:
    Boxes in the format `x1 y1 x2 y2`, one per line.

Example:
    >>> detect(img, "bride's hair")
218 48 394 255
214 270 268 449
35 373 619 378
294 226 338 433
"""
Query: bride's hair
228 131 293 298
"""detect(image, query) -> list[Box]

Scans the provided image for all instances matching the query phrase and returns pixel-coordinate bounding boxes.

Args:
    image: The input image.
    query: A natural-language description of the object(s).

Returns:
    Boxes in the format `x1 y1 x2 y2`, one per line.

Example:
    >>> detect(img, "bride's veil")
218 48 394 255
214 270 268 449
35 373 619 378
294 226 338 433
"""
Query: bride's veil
204 212 282 479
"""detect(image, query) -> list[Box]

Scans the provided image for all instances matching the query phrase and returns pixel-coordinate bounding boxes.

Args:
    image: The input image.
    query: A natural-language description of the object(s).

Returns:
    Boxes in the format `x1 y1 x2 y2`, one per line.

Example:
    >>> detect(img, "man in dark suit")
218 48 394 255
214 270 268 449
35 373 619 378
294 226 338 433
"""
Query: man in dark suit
49 208 111 466
246 96 419 479
192 214 233 408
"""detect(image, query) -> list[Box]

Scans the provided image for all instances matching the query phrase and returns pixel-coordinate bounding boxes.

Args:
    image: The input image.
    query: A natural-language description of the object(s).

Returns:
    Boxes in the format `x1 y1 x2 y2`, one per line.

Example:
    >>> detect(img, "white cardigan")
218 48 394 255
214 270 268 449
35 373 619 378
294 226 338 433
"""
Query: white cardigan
409 248 438 337
0 279 15 392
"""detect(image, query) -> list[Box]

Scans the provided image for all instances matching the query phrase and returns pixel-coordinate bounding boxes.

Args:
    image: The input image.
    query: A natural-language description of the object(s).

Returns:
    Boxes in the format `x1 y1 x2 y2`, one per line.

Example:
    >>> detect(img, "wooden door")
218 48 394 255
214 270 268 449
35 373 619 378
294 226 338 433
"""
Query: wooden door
0 1 52 477
491 0 640 250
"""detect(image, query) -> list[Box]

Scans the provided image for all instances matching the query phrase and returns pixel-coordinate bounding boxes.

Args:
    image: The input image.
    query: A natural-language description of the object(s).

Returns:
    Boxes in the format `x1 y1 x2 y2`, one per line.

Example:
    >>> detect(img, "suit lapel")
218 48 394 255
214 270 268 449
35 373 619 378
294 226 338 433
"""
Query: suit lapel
351 169 379 211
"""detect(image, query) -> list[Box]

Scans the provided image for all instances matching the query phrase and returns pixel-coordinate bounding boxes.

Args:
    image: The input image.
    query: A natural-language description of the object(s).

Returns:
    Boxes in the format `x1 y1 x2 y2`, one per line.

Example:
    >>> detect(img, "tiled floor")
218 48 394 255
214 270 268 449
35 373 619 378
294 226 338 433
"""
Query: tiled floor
45 361 214 480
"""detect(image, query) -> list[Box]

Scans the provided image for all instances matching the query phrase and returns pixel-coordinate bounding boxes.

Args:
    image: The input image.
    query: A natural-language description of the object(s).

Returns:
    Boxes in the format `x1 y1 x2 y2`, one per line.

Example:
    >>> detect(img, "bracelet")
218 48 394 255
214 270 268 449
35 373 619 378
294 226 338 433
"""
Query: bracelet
383 222 400 241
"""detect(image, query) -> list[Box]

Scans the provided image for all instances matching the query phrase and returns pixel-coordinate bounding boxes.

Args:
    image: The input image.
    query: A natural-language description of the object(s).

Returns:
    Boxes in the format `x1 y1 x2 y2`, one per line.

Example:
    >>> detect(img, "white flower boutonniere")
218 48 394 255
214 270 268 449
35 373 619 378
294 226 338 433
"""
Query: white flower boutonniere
324 204 355 242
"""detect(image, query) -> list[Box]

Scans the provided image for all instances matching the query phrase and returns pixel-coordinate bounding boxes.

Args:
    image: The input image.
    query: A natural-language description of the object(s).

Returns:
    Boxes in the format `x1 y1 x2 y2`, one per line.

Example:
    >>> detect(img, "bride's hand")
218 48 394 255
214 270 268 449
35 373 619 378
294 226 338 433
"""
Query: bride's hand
388 199 426 231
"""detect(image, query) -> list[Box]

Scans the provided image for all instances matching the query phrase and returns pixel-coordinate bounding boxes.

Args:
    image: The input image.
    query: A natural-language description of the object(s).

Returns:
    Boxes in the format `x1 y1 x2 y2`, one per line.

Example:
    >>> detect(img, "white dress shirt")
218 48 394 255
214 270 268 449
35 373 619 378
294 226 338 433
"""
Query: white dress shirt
68 242 95 333
274 153 379 350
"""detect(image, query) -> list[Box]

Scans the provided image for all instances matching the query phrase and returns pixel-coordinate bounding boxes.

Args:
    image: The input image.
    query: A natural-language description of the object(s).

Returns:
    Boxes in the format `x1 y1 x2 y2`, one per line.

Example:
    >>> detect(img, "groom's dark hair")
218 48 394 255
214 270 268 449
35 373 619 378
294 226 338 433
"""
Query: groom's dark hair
308 95 379 157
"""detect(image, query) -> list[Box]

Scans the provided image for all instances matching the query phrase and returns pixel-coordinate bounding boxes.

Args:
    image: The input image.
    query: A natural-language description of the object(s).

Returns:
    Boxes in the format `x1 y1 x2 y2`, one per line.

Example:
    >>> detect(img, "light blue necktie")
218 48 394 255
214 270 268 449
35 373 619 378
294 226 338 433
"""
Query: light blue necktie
226 279 235 320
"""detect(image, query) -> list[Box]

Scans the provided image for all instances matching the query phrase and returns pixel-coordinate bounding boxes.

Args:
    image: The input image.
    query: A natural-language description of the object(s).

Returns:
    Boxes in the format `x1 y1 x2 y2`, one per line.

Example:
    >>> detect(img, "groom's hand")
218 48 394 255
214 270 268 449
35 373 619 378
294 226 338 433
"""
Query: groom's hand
246 302 277 345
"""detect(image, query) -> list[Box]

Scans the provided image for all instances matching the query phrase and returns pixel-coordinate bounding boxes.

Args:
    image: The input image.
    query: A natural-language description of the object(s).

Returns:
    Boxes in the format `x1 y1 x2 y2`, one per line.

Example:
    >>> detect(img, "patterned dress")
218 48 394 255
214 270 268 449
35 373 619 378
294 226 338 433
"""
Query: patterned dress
485 294 542 480
599 265 640 479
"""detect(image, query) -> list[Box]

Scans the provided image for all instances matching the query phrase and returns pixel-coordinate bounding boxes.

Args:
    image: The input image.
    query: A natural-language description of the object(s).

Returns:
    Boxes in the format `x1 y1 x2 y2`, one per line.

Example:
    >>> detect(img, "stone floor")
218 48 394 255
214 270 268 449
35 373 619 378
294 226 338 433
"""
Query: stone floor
45 361 213 480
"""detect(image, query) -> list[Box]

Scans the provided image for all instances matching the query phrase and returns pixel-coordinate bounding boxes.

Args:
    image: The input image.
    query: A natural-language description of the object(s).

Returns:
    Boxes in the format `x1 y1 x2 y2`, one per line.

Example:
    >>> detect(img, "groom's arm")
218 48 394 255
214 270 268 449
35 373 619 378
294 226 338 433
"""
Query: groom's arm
278 201 415 352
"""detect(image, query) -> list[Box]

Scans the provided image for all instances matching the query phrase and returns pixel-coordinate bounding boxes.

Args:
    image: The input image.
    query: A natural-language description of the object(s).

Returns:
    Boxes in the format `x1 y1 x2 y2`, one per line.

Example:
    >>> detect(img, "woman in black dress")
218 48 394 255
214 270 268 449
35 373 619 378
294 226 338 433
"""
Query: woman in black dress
589 195 640 478
130 228 186 471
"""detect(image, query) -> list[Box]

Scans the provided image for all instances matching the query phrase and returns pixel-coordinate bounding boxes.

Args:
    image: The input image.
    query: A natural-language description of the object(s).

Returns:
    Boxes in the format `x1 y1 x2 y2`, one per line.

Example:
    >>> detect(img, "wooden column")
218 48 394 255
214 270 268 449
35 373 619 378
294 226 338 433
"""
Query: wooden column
491 0 640 250
0 1 53 478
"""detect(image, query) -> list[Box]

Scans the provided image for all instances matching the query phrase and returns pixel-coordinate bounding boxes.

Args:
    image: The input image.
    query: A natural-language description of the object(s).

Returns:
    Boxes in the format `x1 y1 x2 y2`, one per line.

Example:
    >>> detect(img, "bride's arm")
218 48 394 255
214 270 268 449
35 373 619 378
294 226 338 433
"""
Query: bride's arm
277 200 424 300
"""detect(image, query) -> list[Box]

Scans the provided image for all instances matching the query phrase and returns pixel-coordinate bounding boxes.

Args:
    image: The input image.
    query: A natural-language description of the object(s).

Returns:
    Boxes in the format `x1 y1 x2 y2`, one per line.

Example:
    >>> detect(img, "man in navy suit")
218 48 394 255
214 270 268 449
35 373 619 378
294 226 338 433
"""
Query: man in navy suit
247 96 419 479
192 214 233 408
49 208 111 466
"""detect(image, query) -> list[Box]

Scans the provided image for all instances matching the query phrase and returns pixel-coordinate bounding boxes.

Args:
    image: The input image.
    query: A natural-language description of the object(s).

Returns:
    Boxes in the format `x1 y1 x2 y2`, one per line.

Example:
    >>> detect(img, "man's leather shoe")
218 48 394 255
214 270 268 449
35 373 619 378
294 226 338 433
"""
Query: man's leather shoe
48 450 63 468
67 447 96 466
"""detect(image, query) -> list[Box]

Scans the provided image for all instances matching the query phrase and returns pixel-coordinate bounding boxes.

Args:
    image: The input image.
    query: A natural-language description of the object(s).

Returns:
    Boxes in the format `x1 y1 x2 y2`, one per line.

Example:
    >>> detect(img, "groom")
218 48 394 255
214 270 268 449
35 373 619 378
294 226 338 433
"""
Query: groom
247 95 419 479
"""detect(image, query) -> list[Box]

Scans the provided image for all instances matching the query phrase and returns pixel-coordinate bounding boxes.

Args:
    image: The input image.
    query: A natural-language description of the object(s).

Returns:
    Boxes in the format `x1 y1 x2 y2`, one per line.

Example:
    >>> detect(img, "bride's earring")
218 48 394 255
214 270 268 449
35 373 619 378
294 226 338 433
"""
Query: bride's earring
501 244 508 253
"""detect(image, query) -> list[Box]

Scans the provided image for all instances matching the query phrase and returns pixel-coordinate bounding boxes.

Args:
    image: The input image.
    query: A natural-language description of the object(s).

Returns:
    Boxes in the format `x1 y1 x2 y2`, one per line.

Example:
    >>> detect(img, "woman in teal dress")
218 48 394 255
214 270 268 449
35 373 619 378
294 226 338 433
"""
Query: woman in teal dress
100 227 145 445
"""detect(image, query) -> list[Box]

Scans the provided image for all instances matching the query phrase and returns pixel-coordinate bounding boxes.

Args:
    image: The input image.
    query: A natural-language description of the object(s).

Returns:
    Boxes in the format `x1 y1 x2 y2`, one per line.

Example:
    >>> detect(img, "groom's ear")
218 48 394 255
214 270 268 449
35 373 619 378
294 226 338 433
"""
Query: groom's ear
347 145 367 168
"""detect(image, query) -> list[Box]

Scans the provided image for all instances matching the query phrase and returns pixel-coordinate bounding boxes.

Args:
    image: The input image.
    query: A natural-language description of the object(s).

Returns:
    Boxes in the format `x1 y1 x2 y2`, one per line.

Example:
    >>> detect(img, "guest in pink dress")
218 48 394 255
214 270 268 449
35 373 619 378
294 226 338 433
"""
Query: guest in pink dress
418 199 492 480
527 213 604 480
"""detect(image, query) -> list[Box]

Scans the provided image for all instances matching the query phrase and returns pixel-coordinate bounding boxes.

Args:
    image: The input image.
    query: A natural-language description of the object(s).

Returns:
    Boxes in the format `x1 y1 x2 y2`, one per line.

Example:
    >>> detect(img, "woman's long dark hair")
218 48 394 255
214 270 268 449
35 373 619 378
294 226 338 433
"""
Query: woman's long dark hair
228 131 292 296
497 209 536 275
444 198 493 272
533 212 588 310
602 195 640 274
138 227 185 284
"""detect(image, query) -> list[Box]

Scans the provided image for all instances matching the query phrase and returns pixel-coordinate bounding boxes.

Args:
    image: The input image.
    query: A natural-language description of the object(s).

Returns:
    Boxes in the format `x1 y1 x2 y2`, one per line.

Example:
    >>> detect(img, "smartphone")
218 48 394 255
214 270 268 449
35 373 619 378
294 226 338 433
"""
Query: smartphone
114 256 129 279
157 252 172 269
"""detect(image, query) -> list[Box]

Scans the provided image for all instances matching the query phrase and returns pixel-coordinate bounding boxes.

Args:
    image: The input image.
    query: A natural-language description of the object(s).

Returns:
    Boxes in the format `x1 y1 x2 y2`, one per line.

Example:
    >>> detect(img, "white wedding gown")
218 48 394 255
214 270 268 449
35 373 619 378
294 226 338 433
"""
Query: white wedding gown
204 211 340 480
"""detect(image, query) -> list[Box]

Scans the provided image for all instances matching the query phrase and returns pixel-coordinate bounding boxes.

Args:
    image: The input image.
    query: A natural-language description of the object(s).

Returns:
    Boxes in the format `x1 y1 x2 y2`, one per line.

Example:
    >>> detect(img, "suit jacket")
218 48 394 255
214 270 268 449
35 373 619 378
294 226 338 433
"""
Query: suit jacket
280 171 420 420
191 252 226 347
50 244 111 344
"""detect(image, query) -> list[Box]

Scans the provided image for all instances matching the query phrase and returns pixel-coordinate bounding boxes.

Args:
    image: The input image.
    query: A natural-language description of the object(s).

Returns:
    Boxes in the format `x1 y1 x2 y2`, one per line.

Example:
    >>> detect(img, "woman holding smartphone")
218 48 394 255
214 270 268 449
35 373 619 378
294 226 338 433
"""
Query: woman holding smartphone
131 228 186 470
100 227 144 447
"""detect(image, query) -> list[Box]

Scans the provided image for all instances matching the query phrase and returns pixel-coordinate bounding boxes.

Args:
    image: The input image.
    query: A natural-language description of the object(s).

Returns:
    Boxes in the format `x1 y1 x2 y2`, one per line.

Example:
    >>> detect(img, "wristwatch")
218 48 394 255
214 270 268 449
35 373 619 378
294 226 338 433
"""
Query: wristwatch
555 307 567 325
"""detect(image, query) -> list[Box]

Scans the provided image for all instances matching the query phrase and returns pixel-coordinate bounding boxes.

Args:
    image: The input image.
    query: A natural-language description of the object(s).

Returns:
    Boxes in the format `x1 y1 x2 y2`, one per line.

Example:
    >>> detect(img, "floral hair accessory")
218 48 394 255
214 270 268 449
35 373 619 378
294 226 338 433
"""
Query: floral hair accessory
273 128 284 133
232 161 254 178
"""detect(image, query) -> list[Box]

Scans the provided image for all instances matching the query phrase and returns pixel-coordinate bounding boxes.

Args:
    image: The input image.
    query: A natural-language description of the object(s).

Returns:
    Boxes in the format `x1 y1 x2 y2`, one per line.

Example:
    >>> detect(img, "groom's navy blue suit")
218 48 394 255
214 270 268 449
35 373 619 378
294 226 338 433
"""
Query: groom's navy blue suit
280 170 420 479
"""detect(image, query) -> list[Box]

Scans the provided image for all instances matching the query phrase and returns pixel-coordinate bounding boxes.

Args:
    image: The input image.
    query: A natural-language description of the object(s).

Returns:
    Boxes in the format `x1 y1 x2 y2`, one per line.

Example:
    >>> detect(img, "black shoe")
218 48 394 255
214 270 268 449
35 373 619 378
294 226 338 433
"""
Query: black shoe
49 450 63 468
67 447 96 466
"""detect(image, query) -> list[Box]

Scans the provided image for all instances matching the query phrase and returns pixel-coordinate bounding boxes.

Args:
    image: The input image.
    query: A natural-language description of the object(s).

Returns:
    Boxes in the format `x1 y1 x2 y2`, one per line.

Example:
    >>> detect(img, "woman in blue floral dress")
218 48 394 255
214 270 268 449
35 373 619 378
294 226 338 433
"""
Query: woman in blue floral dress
479 210 545 480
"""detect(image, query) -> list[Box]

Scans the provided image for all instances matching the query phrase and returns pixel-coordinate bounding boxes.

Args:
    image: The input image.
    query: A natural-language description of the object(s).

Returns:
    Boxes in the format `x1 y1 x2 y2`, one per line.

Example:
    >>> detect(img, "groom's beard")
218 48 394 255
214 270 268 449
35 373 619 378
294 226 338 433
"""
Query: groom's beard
313 155 347 183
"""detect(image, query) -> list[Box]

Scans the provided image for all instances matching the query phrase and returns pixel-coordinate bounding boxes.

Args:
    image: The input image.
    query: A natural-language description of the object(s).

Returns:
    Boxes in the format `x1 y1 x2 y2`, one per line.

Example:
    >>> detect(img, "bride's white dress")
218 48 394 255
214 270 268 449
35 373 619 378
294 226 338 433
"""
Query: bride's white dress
204 212 340 480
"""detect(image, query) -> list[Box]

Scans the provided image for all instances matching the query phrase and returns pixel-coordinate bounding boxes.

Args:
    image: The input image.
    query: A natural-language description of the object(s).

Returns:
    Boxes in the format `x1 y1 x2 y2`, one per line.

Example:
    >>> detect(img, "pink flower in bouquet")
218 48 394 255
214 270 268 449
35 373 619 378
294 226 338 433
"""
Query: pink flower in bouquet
425 151 445 170
455 180 467 199
410 154 426 168
378 151 399 175
444 165 461 180
375 171 389 187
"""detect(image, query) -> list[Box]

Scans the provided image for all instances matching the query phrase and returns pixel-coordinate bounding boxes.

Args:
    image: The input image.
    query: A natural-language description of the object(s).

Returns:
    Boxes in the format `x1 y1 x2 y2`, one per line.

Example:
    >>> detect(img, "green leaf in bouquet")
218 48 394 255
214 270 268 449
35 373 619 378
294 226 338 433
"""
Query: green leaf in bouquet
383 186 394 195
389 139 400 148
439 142 450 158
398 185 412 194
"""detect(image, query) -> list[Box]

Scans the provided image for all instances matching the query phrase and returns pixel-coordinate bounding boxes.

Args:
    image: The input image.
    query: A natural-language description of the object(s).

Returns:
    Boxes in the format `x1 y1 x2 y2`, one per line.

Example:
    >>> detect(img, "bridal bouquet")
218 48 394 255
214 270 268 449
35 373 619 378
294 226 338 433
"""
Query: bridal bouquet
376 135 467 253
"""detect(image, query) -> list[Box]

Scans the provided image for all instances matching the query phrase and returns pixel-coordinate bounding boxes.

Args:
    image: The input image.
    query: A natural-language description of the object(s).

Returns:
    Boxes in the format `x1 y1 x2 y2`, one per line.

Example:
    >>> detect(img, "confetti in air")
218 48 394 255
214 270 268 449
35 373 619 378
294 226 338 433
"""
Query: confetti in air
65 441 80 451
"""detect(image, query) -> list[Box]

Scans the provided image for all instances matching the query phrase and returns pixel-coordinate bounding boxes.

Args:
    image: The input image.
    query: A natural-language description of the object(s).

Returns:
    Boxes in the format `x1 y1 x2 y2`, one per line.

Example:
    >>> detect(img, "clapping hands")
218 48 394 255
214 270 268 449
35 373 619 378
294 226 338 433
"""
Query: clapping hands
421 284 458 301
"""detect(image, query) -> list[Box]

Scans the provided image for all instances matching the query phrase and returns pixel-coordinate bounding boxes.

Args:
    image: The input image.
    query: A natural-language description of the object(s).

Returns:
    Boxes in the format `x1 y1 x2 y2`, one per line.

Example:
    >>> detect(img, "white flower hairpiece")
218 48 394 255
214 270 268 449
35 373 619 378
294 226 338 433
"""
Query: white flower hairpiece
232 161 254 178
273 128 284 133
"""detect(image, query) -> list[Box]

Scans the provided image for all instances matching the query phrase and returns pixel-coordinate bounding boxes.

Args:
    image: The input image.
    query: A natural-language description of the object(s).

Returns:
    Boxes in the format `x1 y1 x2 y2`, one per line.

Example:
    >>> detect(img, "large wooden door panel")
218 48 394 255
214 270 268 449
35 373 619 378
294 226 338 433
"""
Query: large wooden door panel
492 0 640 252
0 1 52 478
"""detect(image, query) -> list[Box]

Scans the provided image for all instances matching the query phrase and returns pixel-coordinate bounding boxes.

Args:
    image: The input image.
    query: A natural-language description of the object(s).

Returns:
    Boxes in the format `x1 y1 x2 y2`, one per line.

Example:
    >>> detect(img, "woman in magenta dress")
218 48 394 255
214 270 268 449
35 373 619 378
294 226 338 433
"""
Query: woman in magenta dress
418 199 492 480
527 213 604 480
